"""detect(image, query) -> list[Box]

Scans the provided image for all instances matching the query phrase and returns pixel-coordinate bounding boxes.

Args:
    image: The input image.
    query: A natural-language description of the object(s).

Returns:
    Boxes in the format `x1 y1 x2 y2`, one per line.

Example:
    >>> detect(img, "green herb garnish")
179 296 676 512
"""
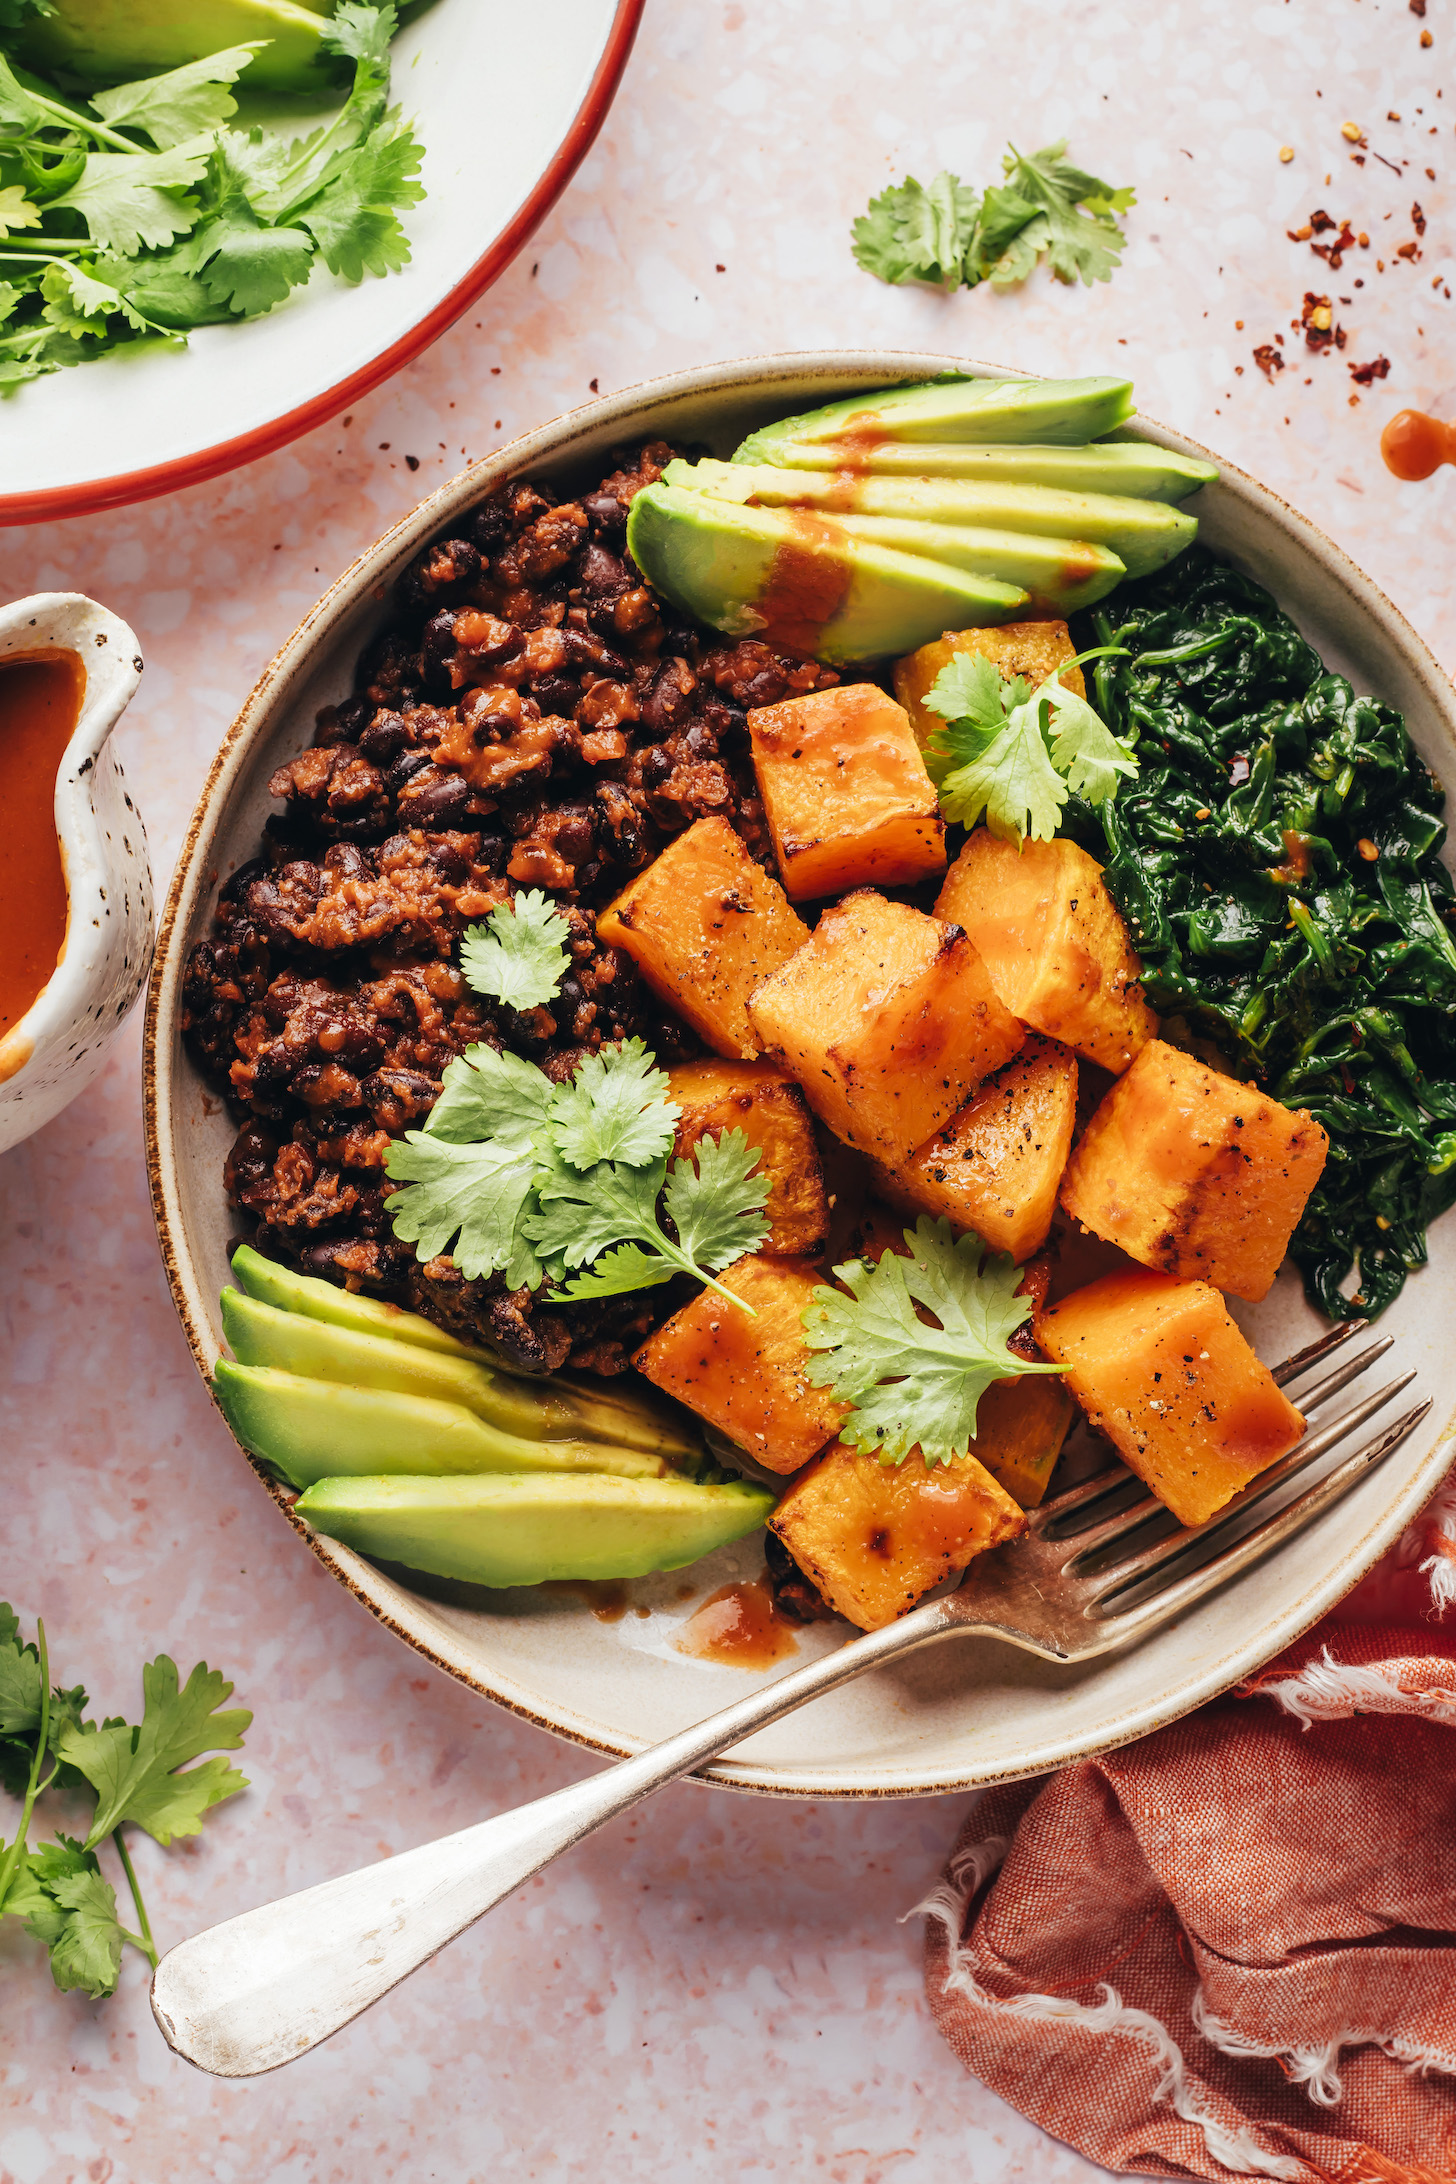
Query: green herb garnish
0 2 423 389
852 140 1135 295
801 1218 1064 1466
460 889 573 1013
0 1605 249 2000
924 650 1137 844
385 1039 771 1310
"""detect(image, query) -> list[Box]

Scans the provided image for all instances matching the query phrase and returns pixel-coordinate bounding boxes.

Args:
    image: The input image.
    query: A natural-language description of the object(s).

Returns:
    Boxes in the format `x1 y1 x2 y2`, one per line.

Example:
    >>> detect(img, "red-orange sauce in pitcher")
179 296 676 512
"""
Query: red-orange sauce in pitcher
0 651 85 1039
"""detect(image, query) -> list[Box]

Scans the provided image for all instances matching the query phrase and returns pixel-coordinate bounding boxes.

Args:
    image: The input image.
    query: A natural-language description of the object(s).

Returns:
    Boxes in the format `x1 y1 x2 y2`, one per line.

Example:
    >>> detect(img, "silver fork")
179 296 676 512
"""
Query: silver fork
151 1323 1427 2079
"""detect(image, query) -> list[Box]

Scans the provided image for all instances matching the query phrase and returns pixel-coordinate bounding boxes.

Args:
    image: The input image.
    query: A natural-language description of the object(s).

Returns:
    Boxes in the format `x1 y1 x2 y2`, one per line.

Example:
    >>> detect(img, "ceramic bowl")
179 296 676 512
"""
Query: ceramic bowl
145 351 1456 1797
0 594 153 1157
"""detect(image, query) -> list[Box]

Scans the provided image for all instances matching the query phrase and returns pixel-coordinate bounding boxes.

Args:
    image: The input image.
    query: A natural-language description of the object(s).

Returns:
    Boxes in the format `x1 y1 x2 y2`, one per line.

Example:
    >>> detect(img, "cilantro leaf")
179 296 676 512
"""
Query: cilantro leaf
40 259 175 340
92 243 233 330
47 139 209 257
926 654 1136 842
801 1217 1064 1465
0 50 51 132
320 0 399 72
850 170 980 290
993 141 1134 288
546 1038 679 1171
298 118 423 282
529 1153 667 1275
460 889 572 1012
662 1128 771 1270
542 1240 677 1305
1044 676 1138 805
243 1 398 222
0 1602 41 1738
58 1656 250 1849
421 1040 553 1147
89 44 264 151
853 138 1133 295
178 141 315 315
0 1605 89 1798
385 1042 552 1285
385 1130 544 1288
7 1839 125 1998
938 690 1068 844
0 185 39 234
535 1130 769 1307
921 652 1026 784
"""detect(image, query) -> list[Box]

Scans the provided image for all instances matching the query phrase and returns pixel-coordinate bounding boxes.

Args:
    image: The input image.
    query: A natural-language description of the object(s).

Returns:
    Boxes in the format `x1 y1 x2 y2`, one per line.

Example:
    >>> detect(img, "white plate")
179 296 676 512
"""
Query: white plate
0 0 641 524
145 350 1456 1797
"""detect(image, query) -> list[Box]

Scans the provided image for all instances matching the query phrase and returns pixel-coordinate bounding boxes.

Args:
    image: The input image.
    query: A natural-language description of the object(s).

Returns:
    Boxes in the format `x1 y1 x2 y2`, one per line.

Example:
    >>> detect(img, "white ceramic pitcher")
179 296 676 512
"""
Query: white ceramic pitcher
0 592 153 1156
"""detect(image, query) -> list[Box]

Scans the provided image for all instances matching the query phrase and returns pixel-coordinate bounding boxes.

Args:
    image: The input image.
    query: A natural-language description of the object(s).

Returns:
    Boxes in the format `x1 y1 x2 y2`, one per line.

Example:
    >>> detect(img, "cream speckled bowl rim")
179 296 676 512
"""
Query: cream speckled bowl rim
145 350 1456 1797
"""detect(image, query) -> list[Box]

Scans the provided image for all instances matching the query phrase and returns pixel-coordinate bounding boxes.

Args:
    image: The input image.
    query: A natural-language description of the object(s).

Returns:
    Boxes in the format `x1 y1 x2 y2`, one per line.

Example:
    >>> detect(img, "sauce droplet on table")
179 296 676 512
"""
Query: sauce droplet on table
1381 409 1456 480
673 1579 800 1668
0 651 85 1042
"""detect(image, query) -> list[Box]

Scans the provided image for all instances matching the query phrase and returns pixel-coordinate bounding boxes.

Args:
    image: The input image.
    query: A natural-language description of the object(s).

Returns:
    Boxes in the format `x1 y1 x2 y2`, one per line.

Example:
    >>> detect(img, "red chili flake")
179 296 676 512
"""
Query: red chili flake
1301 290 1340 349
1412 200 1427 234
1411 0 1427 15
1253 344 1286 380
1349 355 1392 384
1313 221 1358 268
1397 239 1422 260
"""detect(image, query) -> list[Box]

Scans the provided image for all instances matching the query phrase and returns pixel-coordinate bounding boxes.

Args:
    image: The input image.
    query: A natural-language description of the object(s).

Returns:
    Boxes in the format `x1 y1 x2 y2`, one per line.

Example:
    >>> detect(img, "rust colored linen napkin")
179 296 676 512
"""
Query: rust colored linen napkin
918 1486 1456 2183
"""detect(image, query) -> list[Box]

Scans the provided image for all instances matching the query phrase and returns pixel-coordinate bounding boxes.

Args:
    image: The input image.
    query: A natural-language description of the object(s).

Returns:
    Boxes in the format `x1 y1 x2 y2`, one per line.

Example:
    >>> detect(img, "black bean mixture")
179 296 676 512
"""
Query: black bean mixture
183 444 838 1375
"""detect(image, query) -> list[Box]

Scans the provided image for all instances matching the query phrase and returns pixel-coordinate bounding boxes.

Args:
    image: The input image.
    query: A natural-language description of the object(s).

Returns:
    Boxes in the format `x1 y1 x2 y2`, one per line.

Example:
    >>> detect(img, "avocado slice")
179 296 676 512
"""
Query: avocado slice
627 483 1029 663
295 1473 778 1587
799 515 1124 614
211 1361 676 1489
221 1287 682 1452
735 375 1135 463
19 0 335 91
232 1243 486 1359
664 460 1195 583
229 1246 698 1460
731 438 1218 504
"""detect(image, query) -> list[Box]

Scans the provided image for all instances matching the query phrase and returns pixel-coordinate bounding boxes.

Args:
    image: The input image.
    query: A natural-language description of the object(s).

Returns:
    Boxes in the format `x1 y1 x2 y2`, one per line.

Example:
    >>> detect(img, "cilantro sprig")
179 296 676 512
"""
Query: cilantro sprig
385 1039 772 1312
923 648 1137 845
801 1218 1065 1466
460 890 572 1013
852 140 1135 294
0 3 424 391
0 1606 249 1999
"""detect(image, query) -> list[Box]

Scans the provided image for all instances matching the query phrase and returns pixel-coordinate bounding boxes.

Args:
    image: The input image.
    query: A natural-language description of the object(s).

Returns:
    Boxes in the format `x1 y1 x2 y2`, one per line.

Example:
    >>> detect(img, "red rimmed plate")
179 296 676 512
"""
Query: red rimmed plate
0 0 642 526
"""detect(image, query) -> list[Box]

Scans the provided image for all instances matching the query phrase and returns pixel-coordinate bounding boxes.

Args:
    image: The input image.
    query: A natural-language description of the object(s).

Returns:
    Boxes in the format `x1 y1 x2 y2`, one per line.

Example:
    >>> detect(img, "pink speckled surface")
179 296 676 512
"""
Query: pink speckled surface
2 2 1453 2177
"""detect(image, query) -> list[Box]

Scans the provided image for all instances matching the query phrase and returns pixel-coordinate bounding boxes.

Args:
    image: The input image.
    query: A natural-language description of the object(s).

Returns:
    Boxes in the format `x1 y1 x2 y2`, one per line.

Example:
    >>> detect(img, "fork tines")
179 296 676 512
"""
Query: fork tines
1023 1324 1431 1644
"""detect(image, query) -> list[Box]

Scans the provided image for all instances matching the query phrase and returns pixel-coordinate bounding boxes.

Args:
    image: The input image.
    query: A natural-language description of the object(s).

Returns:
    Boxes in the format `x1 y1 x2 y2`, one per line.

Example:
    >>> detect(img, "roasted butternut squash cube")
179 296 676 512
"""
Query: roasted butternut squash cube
1035 1270 1304 1527
968 1376 1077 1510
633 1254 845 1474
936 830 1156 1074
747 682 946 900
746 888 1024 1158
1059 1038 1329 1303
870 1034 1078 1263
668 1059 829 1256
597 817 808 1058
769 1442 1025 1629
894 620 1085 783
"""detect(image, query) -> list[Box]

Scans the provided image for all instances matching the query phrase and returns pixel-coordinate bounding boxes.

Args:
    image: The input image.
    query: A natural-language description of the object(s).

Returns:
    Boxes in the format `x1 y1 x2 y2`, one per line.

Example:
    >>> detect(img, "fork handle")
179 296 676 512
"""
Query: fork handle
150 1597 957 2078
